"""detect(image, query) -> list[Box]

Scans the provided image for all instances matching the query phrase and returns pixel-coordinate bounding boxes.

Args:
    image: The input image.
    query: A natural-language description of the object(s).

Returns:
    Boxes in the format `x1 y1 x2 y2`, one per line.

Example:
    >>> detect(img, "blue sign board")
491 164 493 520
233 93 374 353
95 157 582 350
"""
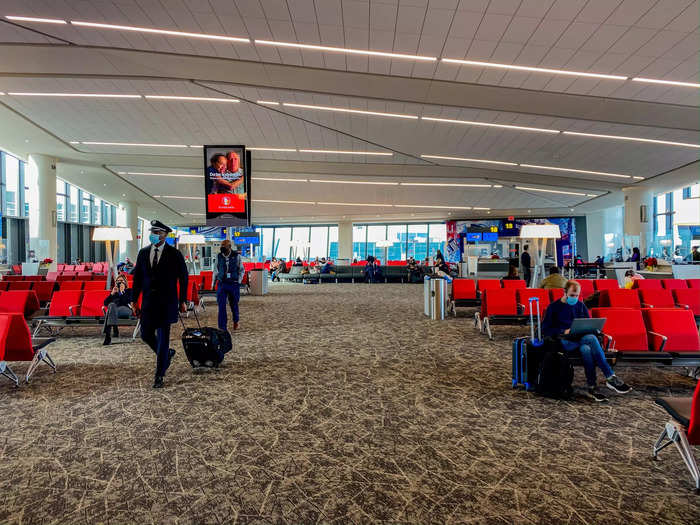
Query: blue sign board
482 232 499 242
466 232 482 242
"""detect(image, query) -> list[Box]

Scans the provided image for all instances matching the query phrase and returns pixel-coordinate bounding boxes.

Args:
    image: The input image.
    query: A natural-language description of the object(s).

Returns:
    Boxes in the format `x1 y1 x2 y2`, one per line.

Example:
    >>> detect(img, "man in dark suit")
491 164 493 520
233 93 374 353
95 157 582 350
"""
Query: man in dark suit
131 220 188 388
521 245 532 287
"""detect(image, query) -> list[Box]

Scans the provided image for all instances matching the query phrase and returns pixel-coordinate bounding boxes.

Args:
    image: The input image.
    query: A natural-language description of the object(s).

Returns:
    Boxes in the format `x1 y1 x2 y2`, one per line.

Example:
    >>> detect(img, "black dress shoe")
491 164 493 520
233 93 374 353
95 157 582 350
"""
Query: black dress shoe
112 326 119 337
102 333 111 346
169 348 176 360
153 376 164 388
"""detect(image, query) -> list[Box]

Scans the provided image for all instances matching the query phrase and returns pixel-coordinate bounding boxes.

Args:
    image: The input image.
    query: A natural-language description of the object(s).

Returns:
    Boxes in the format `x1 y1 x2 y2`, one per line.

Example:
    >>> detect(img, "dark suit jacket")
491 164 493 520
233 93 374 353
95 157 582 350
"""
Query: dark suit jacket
132 242 188 326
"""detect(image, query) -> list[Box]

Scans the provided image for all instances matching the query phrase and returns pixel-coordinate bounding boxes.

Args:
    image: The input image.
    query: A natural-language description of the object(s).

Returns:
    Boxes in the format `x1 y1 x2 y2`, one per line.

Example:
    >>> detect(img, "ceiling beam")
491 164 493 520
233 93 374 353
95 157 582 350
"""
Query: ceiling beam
0 43 697 131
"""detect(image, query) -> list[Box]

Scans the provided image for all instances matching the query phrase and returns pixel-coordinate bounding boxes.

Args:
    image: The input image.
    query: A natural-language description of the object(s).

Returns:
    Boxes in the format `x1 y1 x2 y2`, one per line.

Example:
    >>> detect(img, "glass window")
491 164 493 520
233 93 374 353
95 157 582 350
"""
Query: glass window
309 226 329 259
407 224 428 261
387 225 406 261
92 197 101 224
259 227 273 260
328 226 338 260
428 223 446 257
56 184 66 222
352 225 366 260
274 227 292 260
4 153 19 217
366 225 386 260
68 184 78 222
81 192 91 223
291 226 310 259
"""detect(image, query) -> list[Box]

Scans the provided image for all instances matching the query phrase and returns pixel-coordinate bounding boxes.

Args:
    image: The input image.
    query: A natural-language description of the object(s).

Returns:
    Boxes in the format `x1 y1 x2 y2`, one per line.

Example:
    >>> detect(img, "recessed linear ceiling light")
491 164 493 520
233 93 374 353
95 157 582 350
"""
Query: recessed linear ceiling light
126 172 203 178
318 202 393 207
632 77 700 89
421 116 559 134
145 95 239 103
257 100 279 105
153 195 203 200
70 20 250 43
421 154 517 166
441 58 627 81
519 163 632 179
246 147 297 152
253 199 315 205
515 186 594 197
81 141 188 147
299 149 392 156
309 179 399 185
399 182 492 187
252 177 308 182
182 213 205 216
394 204 473 209
562 131 700 149
6 15 67 24
283 102 417 120
255 40 436 61
8 92 141 98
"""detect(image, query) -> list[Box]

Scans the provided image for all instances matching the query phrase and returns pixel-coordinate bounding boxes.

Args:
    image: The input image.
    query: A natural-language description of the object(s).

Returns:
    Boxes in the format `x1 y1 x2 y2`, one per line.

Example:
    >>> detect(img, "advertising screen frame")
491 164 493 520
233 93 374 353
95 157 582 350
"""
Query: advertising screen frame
204 145 251 227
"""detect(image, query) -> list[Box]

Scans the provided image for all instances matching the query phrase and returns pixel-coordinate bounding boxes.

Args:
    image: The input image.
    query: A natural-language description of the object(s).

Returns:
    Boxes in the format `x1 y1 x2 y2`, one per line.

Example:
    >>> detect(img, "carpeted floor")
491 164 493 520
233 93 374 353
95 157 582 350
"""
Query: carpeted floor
0 283 698 524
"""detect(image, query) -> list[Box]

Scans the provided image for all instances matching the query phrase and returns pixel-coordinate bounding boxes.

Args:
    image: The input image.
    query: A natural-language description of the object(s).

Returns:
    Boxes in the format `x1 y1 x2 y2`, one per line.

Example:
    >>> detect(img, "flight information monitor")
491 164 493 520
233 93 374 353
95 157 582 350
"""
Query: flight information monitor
204 145 251 226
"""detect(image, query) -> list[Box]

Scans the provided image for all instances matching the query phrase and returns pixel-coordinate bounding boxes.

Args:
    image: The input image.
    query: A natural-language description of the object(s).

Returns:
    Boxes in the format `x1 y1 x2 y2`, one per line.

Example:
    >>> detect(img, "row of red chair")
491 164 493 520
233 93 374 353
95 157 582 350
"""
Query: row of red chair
475 288 558 340
0 291 41 318
599 288 700 316
632 278 700 291
0 312 56 386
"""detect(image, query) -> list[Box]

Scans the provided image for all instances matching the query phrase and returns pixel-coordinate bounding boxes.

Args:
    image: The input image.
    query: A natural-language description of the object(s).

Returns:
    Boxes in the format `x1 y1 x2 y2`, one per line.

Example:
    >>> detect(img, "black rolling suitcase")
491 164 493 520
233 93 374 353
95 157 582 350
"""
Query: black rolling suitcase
512 297 544 391
180 309 232 369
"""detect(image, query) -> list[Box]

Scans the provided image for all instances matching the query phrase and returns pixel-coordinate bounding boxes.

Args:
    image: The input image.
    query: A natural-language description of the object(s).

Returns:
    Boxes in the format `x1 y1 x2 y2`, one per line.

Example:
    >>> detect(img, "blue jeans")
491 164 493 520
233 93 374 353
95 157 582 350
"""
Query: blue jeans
140 321 172 377
217 281 240 331
560 334 614 387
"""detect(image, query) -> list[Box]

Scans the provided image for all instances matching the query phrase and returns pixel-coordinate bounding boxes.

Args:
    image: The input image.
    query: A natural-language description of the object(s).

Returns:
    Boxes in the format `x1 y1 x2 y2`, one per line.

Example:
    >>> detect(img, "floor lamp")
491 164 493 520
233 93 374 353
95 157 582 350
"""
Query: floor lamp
92 227 133 290
178 234 206 275
375 240 393 263
519 224 561 287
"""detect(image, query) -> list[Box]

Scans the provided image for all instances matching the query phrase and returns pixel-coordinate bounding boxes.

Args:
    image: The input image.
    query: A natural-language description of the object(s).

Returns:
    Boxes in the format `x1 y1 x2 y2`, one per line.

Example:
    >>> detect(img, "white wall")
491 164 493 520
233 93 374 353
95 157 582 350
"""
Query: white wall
586 206 624 261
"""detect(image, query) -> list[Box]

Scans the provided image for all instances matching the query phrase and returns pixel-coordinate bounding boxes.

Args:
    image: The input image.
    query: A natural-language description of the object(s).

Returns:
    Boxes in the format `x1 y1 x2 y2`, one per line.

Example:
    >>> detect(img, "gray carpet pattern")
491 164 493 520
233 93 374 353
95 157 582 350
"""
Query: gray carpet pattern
0 283 698 525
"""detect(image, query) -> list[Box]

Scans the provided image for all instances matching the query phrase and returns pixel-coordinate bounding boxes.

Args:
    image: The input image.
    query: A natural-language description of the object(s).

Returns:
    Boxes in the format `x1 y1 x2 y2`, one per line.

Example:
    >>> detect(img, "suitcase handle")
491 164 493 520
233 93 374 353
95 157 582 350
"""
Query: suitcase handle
528 297 541 342
178 305 202 331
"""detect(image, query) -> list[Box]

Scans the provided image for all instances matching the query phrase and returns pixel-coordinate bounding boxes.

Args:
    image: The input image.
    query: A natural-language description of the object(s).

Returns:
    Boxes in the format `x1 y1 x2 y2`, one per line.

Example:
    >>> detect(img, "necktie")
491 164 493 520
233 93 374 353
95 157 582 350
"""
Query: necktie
153 246 159 267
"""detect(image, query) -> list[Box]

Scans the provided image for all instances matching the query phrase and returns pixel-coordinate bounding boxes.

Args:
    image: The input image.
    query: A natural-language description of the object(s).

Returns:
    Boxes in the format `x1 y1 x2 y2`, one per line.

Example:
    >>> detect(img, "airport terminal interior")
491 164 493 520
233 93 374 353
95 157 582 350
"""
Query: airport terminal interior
1 1 700 524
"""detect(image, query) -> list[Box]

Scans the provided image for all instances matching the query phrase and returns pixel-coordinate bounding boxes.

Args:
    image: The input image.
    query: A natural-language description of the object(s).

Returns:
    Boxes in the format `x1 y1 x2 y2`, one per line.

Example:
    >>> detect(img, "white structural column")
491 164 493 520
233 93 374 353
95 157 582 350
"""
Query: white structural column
119 201 139 262
337 221 353 260
28 154 57 267
623 186 654 257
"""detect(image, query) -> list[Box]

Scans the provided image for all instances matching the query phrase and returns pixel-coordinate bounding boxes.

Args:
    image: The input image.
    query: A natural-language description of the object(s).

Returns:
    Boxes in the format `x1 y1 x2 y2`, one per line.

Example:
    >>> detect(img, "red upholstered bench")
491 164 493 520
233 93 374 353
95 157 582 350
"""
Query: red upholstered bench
661 279 688 290
449 279 479 315
476 288 524 340
594 279 619 291
502 279 526 289
639 289 677 309
601 289 641 309
0 313 55 386
632 279 662 290
0 290 41 318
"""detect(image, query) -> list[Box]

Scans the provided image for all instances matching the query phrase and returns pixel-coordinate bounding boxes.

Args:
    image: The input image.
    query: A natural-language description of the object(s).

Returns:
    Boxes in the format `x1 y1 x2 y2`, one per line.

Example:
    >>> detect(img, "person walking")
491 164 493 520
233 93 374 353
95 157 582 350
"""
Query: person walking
131 220 188 389
521 245 532 286
215 239 245 332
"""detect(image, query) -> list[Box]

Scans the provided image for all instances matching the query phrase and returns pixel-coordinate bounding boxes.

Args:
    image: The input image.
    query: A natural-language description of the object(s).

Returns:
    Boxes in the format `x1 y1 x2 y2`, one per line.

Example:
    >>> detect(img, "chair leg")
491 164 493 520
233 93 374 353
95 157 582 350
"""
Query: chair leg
484 318 493 340
0 361 19 387
655 421 700 491
132 319 140 340
25 347 55 384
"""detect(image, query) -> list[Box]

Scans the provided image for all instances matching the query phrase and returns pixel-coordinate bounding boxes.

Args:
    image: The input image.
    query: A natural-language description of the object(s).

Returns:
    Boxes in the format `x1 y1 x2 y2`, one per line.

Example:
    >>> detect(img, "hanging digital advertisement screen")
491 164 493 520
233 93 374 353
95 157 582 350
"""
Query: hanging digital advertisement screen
204 145 251 226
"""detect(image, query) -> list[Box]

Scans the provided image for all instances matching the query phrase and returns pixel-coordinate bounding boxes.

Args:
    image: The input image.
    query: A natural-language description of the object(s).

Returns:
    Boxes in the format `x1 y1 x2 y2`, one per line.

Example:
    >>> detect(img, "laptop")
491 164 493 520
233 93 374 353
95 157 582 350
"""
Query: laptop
568 317 606 336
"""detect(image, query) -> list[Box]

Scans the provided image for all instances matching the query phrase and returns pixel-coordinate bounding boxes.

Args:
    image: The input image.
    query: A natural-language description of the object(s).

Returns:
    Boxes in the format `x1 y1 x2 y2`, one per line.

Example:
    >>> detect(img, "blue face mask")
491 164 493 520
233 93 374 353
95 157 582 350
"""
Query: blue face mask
149 233 161 245
566 296 578 306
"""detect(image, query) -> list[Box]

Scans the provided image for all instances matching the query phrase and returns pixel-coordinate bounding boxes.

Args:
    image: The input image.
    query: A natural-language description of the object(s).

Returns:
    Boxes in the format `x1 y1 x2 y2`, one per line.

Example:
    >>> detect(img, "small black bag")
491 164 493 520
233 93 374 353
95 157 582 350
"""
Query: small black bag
180 310 232 369
535 349 574 399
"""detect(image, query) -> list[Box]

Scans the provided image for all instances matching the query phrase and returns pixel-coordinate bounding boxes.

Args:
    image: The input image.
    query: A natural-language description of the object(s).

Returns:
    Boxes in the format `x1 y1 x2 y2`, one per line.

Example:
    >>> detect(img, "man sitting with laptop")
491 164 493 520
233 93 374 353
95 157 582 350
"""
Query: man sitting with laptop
542 279 632 402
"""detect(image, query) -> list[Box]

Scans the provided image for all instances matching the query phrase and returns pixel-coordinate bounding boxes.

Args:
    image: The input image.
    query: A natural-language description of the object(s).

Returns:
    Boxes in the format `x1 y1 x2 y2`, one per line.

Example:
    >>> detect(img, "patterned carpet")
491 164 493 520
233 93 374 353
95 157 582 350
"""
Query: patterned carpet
0 283 698 525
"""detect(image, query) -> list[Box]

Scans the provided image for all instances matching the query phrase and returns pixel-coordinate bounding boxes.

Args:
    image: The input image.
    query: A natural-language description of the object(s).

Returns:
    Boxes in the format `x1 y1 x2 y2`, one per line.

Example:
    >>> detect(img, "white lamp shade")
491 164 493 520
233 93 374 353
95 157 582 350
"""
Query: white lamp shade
375 240 393 248
178 234 206 244
290 239 312 248
92 227 133 242
519 224 561 239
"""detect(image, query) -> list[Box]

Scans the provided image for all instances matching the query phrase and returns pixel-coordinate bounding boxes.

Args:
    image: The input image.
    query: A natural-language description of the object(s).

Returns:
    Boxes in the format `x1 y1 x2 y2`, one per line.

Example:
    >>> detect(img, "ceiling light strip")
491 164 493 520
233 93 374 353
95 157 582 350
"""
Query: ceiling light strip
299 149 392 156
318 202 393 207
283 102 417 119
394 204 473 209
154 195 203 200
421 154 517 166
255 40 435 61
562 131 700 149
71 20 249 42
515 186 591 197
421 116 559 134
253 199 315 205
632 77 700 88
519 163 631 179
399 182 492 187
145 95 239 102
126 172 203 178
257 100 279 105
8 92 141 98
246 147 297 152
6 15 67 24
81 141 188 147
309 179 399 185
252 177 308 182
441 58 627 80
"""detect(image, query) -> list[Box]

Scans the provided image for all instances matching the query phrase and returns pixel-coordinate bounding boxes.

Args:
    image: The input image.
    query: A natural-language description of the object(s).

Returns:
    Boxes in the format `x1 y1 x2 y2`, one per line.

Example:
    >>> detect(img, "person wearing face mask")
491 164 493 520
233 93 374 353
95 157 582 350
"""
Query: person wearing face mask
541 280 631 402
215 239 245 332
131 220 189 389
102 274 133 345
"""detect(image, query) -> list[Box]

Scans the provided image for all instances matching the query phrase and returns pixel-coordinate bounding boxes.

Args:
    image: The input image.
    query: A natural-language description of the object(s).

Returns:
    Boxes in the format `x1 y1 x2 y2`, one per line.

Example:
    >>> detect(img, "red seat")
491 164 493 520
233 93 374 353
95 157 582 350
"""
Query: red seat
63 265 76 272
45 271 58 281
57 264 65 271
32 281 56 304
79 290 111 316
643 309 700 352
604 289 641 309
11 264 21 275
0 282 9 292
594 279 619 291
452 279 477 301
59 281 84 291
83 281 108 291
77 271 92 279
502 279 526 289
48 290 83 317
549 288 565 303
639 289 676 309
0 291 41 317
662 279 688 290
189 274 204 291
576 279 595 299
75 265 86 272
673 289 700 317
687 279 700 290
477 279 502 295
56 274 74 281
24 276 43 281
200 271 214 290
0 313 35 362
632 279 662 290
517 289 549 315
481 288 519 317
8 281 33 291
3 275 22 281
591 307 648 351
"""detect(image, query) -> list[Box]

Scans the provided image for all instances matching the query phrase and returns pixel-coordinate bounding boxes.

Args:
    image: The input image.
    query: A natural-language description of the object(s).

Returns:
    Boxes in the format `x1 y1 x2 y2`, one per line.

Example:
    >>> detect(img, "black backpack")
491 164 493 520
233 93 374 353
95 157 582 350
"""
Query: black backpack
535 350 574 399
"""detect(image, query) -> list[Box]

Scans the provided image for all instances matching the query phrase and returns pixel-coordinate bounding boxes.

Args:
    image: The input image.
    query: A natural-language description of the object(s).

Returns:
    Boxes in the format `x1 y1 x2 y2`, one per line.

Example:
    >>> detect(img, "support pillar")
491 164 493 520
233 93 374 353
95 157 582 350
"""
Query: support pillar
338 221 352 260
28 154 57 268
623 187 654 258
118 201 139 262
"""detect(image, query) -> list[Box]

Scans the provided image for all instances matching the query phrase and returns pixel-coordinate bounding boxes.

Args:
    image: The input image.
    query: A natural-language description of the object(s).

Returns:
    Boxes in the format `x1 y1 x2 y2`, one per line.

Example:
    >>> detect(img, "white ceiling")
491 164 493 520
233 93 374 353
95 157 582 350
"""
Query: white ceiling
0 0 697 225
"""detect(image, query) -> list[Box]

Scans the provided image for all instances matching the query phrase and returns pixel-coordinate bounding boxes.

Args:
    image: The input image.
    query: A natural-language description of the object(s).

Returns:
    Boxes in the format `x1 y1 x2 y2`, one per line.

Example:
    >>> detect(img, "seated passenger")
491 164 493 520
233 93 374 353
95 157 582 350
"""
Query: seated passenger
502 265 520 280
320 258 334 274
539 266 568 289
293 257 303 267
102 274 133 346
364 256 382 283
623 269 644 289
407 257 422 283
542 280 631 402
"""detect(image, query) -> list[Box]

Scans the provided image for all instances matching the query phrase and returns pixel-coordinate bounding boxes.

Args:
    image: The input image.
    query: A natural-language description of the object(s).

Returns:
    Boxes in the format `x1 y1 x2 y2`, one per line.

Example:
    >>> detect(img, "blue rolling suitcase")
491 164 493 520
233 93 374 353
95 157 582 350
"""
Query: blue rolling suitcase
512 297 544 391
